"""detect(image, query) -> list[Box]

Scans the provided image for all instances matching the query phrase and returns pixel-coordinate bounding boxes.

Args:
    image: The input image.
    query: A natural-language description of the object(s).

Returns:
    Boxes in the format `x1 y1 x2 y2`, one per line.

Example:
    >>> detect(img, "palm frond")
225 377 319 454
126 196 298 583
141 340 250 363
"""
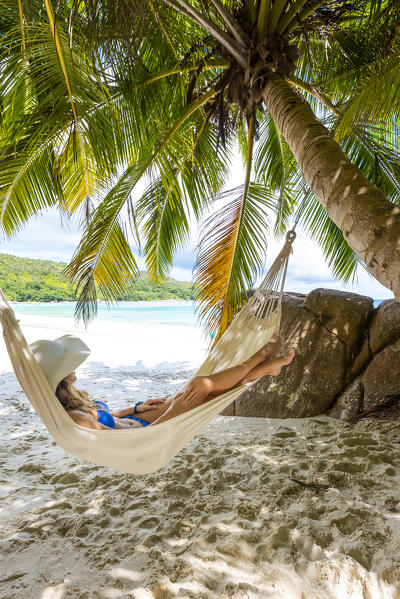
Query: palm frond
67 217 139 324
137 118 231 280
0 14 121 227
257 0 271 41
138 175 190 280
194 182 275 341
44 0 91 202
339 121 400 203
254 111 299 235
0 145 60 236
333 56 400 139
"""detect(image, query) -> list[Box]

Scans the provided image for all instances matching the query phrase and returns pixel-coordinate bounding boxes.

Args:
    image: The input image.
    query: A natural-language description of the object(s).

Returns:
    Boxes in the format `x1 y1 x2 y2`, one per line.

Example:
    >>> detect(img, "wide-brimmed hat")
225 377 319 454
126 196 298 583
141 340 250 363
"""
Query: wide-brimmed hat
29 334 91 391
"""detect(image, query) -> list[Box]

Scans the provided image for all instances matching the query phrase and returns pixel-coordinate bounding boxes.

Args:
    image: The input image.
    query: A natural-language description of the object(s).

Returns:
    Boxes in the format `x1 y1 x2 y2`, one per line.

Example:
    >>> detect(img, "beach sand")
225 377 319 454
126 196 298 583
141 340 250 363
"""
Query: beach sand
1 318 400 598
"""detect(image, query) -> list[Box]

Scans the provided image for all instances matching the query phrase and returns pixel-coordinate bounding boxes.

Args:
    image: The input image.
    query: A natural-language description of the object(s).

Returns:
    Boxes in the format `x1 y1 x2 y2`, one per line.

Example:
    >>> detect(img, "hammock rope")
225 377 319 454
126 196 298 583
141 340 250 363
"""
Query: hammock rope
0 231 295 474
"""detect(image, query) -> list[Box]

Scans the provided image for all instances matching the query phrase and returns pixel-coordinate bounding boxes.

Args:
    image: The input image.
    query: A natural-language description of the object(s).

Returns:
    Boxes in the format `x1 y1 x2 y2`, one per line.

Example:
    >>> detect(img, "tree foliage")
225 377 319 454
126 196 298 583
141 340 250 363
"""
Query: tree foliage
0 253 193 302
0 0 399 334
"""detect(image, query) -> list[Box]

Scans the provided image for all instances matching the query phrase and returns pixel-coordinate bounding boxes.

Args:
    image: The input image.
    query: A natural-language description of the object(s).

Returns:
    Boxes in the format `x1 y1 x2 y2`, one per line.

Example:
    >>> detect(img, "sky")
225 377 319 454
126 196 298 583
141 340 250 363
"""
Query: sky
0 203 393 301
0 154 394 300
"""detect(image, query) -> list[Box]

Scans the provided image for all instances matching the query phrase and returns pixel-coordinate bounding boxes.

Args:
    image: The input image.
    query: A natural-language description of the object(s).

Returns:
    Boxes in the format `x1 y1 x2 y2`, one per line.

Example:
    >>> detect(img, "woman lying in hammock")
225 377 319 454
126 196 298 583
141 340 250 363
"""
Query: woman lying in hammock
30 333 294 431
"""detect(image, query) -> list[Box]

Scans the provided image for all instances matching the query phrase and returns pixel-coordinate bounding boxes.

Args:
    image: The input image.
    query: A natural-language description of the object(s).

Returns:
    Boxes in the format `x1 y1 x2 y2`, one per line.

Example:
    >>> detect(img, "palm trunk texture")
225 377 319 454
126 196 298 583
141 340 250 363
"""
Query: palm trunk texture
263 75 400 299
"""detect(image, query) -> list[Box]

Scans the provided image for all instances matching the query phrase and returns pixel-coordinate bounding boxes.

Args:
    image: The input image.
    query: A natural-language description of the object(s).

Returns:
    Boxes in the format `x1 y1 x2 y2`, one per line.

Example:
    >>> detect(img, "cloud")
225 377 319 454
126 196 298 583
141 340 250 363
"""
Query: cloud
266 230 393 299
0 209 82 263
0 201 394 301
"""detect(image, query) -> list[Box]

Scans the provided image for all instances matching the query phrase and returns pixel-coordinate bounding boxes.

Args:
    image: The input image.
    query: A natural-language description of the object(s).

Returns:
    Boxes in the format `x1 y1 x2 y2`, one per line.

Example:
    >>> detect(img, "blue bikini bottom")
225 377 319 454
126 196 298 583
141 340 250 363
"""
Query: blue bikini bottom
95 401 150 428
123 414 151 427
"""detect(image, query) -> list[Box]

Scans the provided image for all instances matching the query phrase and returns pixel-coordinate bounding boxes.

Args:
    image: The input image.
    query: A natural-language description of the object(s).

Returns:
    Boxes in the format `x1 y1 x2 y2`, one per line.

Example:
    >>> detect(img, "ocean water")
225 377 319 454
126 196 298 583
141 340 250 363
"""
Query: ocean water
373 299 385 308
12 300 197 329
8 300 206 369
12 296 385 332
13 297 385 323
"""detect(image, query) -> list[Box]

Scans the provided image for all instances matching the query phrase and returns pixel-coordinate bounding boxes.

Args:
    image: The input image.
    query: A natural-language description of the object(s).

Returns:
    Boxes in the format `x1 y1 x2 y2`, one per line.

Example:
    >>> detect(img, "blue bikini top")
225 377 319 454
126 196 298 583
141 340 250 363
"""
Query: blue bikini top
95 400 116 429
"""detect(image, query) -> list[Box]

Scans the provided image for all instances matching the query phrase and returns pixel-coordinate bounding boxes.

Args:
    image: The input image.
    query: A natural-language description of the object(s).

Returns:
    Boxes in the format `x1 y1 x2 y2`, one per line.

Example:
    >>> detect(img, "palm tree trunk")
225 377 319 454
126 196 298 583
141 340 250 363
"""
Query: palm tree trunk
262 75 400 299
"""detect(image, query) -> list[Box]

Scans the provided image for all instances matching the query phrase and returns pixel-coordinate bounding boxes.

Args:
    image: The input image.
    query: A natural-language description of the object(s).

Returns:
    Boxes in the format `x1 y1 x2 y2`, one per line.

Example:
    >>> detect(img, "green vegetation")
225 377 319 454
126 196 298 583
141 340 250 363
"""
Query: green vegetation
0 253 193 302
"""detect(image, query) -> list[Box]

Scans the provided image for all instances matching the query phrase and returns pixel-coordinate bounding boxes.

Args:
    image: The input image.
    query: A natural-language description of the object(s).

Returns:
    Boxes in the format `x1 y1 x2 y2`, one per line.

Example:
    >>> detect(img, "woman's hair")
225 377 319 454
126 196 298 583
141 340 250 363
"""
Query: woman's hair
55 378 97 415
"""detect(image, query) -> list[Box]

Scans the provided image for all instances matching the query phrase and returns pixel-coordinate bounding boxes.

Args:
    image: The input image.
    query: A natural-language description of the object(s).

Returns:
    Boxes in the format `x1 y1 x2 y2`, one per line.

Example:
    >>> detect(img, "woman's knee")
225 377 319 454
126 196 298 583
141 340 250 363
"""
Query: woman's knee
192 375 213 395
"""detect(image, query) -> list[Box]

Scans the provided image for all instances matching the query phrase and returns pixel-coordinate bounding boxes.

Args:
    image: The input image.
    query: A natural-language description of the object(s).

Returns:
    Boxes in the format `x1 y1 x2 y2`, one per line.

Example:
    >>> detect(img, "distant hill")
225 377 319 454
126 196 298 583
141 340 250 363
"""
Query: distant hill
0 253 193 302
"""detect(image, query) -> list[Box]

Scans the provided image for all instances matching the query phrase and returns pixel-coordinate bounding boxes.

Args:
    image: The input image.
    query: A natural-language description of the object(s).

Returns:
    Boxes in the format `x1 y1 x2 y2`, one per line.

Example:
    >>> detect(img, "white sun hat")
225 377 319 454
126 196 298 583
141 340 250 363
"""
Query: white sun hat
29 334 91 392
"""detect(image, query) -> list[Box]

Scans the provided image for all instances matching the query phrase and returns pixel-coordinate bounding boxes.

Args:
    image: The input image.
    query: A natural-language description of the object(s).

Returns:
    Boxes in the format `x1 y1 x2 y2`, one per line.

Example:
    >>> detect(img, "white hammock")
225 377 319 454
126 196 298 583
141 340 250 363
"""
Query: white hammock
0 232 295 474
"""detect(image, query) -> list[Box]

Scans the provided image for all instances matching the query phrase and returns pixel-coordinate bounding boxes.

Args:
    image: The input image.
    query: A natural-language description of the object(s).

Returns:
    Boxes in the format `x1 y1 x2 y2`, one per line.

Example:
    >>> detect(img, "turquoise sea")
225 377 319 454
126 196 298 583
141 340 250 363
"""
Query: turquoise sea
4 300 206 369
12 300 197 328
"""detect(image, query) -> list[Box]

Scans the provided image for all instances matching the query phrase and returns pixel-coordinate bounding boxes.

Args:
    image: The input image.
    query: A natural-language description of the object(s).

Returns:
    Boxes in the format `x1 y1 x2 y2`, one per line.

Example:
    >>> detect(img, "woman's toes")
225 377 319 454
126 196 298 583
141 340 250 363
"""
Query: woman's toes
281 349 295 365
262 349 295 376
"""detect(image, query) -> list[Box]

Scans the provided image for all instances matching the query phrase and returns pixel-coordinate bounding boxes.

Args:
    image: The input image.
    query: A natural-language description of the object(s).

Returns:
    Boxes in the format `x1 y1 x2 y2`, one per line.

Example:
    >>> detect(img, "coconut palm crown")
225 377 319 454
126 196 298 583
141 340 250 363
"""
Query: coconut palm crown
1 0 399 337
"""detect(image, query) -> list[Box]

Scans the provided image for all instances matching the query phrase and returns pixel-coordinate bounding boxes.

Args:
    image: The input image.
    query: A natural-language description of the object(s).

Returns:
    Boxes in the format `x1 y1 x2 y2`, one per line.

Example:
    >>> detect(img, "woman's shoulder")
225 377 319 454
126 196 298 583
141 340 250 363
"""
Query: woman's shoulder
67 408 96 418
67 409 104 429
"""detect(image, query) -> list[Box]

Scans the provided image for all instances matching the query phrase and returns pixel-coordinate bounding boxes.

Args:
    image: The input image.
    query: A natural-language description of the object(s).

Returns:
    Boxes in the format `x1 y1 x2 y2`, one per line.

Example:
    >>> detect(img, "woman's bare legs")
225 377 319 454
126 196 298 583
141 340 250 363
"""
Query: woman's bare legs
238 349 295 383
119 346 290 425
195 334 284 396
127 348 292 426
150 337 294 426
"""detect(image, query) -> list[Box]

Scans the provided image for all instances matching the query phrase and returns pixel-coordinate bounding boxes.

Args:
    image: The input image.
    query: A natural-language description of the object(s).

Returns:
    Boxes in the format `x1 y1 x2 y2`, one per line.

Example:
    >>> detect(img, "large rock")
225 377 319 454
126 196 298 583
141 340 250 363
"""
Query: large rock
347 333 371 380
235 289 374 418
329 299 400 421
363 339 400 410
328 376 363 421
369 300 400 355
304 288 373 361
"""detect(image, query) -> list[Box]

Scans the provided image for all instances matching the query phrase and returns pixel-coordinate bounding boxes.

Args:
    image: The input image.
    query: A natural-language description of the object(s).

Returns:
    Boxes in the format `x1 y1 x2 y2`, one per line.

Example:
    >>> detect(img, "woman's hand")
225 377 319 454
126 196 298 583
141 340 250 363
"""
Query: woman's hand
136 398 167 413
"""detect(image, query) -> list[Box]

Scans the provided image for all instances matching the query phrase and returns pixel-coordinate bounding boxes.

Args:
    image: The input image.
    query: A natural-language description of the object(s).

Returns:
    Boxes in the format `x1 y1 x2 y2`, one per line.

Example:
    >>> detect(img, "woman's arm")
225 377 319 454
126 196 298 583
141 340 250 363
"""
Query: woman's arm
111 398 167 418
111 406 136 418
69 410 113 430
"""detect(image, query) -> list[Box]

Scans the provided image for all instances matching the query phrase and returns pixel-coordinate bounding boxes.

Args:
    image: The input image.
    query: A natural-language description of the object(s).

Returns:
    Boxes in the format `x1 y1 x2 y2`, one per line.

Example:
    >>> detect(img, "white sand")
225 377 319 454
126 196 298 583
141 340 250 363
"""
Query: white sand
1 317 400 598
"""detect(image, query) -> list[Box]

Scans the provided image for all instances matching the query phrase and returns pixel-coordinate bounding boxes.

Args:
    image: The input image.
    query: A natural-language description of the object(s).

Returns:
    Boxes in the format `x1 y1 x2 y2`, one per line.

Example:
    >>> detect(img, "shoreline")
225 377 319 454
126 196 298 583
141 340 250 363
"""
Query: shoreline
8 296 391 307
9 298 194 305
0 303 207 372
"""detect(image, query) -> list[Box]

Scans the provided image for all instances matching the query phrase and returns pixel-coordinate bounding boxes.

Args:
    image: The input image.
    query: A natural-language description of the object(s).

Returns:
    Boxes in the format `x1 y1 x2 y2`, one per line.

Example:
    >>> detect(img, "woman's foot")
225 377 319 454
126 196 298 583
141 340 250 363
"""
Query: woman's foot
262 349 295 375
256 335 284 361
240 349 295 383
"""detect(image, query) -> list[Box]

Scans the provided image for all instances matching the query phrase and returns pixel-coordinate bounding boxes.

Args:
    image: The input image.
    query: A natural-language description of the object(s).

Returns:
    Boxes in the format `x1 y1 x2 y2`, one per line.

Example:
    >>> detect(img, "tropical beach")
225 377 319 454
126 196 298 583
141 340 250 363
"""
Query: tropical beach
1 303 400 598
2 0 400 597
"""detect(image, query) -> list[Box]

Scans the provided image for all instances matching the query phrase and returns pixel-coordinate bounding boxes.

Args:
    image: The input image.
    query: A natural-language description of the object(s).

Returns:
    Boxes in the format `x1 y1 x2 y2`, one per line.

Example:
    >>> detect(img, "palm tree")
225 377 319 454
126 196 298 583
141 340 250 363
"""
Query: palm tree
1 0 399 336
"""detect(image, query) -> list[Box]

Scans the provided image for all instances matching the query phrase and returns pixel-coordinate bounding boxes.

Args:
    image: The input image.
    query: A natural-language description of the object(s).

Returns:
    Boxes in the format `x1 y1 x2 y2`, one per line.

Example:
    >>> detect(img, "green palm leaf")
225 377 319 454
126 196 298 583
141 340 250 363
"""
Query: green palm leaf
0 145 60 236
254 111 299 234
194 182 276 339
340 122 400 203
334 56 400 139
136 119 231 280
138 175 190 280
